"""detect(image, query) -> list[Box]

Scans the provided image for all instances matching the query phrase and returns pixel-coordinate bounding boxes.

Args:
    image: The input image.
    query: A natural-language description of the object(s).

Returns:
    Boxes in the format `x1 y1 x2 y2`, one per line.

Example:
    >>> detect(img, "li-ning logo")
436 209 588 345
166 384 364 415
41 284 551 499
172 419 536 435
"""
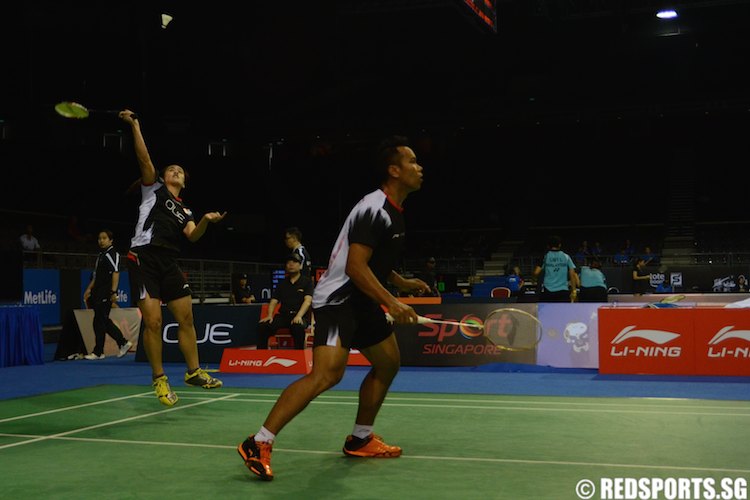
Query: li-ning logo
707 326 750 358
610 325 682 357
264 356 297 367
227 356 298 368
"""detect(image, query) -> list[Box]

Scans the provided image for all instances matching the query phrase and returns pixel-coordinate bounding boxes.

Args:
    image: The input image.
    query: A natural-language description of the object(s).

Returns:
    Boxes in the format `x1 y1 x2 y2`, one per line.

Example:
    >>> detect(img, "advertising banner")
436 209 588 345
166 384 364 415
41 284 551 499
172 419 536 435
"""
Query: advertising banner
598 307 695 375
694 308 750 376
136 304 261 363
22 269 60 325
395 303 536 366
536 303 600 369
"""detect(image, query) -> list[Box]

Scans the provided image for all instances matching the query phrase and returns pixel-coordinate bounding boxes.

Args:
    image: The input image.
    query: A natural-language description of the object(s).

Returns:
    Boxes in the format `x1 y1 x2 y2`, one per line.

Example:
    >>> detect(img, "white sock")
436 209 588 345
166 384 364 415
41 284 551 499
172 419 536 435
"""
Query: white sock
255 426 276 444
352 424 373 440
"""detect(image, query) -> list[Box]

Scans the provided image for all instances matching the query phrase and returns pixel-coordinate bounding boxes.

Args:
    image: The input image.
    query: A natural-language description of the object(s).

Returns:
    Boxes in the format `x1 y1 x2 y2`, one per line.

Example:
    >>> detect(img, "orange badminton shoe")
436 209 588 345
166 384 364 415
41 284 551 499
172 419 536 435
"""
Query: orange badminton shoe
343 433 402 458
237 435 274 481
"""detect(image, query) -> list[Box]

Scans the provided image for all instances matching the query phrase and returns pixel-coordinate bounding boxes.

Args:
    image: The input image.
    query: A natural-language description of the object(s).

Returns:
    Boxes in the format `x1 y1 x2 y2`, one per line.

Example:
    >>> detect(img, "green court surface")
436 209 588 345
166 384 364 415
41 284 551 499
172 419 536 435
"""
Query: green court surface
1 386 748 499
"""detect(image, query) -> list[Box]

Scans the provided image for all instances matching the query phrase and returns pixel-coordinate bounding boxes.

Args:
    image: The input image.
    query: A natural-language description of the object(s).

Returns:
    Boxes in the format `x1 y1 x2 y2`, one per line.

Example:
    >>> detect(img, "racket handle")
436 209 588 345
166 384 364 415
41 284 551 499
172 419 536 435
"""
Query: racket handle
384 312 427 324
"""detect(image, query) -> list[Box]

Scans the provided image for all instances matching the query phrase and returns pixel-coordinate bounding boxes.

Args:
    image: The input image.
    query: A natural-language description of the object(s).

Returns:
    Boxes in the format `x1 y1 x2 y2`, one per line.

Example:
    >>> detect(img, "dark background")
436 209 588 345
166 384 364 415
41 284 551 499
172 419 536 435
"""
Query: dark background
2 0 750 262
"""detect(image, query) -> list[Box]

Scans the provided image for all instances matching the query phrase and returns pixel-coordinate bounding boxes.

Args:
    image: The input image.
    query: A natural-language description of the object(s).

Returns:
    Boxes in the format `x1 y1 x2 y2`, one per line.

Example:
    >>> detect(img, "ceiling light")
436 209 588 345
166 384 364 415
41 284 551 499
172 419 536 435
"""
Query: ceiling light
656 9 678 19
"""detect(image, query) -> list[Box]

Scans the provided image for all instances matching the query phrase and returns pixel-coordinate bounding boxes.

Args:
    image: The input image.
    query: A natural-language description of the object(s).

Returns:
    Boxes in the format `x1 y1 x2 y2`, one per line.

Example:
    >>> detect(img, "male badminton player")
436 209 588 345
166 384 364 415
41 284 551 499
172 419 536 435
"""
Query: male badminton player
119 109 225 406
237 135 430 481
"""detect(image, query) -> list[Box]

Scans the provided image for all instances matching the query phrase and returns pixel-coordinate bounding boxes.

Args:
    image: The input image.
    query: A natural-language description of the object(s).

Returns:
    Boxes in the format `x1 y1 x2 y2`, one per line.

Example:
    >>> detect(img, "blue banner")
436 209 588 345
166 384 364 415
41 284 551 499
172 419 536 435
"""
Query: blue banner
22 269 60 326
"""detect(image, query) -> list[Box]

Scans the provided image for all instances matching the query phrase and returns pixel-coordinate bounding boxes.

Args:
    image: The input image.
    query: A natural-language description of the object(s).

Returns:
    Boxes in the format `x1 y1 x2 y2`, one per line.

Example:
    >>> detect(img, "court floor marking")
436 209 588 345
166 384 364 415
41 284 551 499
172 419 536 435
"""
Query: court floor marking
145 394 750 418
0 393 239 451
0 432 747 475
183 391 750 410
0 392 153 424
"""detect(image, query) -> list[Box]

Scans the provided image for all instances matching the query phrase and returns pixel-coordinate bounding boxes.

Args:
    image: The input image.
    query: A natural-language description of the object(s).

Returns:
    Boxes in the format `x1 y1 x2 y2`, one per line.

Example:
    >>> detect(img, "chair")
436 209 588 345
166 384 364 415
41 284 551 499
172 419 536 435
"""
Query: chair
490 287 512 298
267 326 314 349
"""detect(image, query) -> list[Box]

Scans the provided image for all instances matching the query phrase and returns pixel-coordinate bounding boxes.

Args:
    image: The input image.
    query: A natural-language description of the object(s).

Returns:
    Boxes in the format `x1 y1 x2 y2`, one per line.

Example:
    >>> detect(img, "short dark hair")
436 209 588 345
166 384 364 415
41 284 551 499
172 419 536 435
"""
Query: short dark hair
285 227 302 242
376 135 410 183
100 229 114 240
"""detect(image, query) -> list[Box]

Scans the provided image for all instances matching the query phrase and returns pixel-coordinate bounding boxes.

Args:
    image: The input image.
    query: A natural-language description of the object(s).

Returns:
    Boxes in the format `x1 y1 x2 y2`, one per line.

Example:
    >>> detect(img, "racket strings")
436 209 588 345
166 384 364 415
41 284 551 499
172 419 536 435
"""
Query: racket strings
484 308 542 350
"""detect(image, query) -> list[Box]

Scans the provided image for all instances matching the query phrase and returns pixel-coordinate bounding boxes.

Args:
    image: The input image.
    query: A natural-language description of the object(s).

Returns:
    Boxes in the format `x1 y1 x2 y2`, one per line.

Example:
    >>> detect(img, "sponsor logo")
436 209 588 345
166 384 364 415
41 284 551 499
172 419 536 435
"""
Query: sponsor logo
24 290 57 305
610 325 682 357
163 322 233 344
707 326 750 358
165 199 186 223
418 314 483 342
227 356 298 368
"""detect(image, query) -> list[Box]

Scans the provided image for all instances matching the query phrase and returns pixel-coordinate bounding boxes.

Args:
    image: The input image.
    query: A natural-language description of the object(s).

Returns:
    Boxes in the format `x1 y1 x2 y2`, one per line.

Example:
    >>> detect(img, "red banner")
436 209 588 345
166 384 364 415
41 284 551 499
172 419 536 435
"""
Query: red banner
219 347 369 374
598 308 695 375
694 308 750 376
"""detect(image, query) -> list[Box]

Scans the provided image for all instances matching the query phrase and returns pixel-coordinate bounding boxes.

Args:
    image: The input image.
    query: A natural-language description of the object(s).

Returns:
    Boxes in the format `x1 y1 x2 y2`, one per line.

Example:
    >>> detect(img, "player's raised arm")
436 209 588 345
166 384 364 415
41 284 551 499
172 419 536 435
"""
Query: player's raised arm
120 109 157 185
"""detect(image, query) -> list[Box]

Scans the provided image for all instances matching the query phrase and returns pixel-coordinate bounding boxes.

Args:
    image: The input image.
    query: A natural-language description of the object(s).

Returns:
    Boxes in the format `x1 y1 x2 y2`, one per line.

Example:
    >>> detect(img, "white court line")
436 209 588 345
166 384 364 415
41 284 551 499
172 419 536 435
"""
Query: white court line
0 432 747 475
188 391 750 411
153 394 750 418
0 393 238 451
0 392 153 424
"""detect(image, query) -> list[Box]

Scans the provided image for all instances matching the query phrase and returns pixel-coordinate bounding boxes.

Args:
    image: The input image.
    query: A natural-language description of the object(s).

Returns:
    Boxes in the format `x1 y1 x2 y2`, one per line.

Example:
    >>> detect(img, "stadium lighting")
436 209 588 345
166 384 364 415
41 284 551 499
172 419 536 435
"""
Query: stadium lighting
656 9 678 19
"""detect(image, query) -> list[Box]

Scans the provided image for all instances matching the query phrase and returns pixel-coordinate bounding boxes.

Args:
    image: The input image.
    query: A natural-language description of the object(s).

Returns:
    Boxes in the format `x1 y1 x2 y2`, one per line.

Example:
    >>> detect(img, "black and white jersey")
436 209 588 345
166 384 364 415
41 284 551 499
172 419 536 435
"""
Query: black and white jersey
293 244 313 277
91 245 120 302
130 181 194 254
313 189 405 308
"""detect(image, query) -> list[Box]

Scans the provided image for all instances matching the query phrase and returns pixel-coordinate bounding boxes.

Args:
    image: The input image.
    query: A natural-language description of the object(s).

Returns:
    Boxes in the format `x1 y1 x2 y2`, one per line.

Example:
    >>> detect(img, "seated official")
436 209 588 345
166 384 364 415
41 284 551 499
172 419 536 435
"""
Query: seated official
257 254 314 349
231 273 256 304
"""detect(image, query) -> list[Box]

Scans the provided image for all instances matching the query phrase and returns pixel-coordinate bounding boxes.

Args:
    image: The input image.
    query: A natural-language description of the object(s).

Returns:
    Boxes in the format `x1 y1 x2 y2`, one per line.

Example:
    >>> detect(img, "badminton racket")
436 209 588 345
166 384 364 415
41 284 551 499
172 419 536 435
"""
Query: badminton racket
54 101 134 120
385 312 477 329
386 308 543 351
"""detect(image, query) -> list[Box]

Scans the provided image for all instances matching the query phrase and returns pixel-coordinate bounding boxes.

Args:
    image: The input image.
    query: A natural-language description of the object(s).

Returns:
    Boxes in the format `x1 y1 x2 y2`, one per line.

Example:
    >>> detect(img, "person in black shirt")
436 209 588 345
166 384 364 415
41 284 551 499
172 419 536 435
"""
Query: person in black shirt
237 135 430 481
414 256 440 297
256 254 313 349
119 109 225 407
82 229 132 360
284 227 313 278
231 273 256 304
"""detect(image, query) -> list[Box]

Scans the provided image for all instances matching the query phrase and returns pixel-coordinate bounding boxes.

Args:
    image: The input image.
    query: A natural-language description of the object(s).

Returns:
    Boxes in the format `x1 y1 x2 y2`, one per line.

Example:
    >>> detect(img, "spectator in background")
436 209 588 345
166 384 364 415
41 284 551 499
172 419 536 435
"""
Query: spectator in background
82 229 133 360
641 246 659 266
623 239 635 258
533 235 579 302
414 256 440 297
578 258 608 302
505 264 525 295
613 248 631 265
19 224 41 252
737 275 749 293
591 241 604 259
256 254 313 350
632 257 651 296
231 273 256 304
284 227 313 278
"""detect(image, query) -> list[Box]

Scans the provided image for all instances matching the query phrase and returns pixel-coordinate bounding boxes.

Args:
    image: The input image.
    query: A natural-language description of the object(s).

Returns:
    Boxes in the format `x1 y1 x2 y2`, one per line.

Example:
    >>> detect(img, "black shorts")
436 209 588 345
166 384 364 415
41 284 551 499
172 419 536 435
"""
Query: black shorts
312 301 391 350
126 246 192 304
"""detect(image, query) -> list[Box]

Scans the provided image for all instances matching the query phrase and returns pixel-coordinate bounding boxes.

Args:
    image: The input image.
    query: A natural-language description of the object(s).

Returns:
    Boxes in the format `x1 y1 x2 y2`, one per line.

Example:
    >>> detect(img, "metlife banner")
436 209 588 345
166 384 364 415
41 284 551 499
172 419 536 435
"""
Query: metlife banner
135 304 261 363
22 269 60 326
